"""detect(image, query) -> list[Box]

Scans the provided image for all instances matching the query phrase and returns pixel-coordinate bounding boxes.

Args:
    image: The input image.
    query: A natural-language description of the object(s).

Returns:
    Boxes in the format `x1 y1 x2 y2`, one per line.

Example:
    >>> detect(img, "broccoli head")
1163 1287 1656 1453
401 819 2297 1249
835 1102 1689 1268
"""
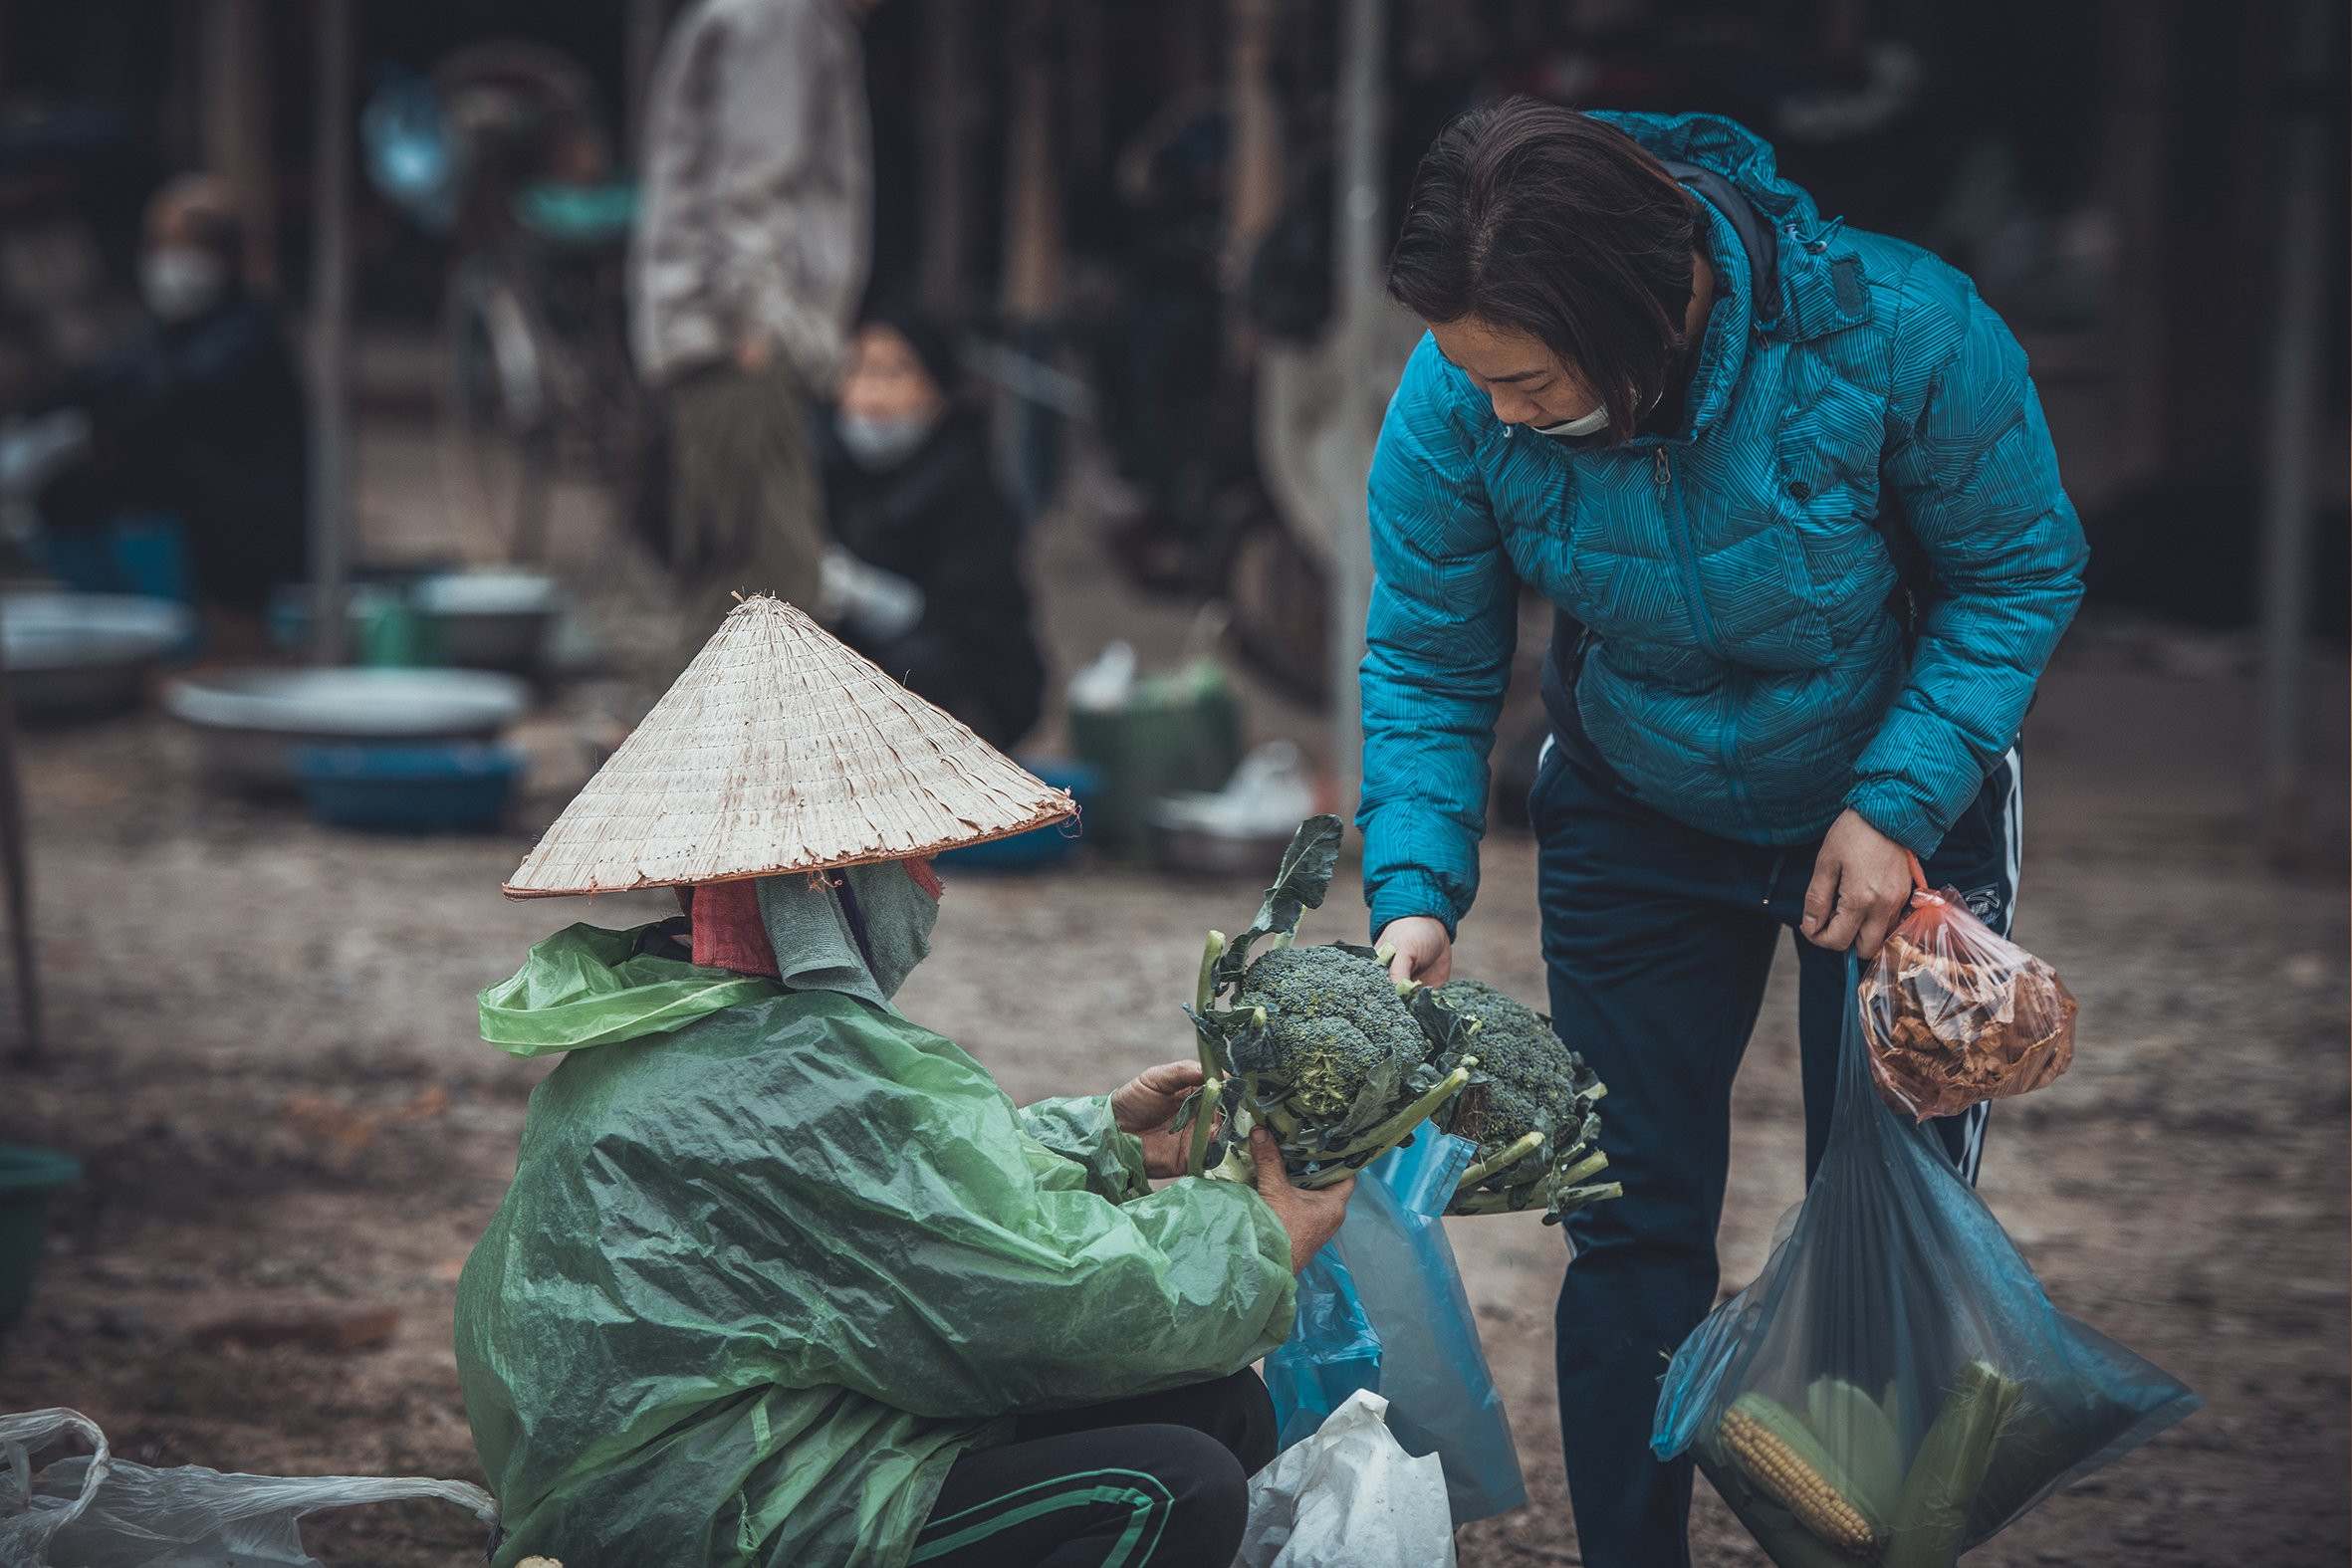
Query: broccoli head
1178 816 1477 1187
1434 978 1618 1222
1235 945 1434 1122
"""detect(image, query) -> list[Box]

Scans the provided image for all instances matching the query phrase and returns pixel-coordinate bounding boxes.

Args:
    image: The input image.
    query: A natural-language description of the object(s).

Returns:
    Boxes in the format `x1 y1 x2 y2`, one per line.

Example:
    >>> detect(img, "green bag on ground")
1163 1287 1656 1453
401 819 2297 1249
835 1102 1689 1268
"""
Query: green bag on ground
456 929 1296 1568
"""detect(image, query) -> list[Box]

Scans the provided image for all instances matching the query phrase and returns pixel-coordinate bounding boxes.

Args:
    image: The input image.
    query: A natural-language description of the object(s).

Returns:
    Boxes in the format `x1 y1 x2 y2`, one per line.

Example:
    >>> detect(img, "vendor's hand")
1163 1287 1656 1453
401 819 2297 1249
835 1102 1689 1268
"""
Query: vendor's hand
1801 808 1916 959
735 332 775 373
1378 916 1453 988
1249 1128 1353 1272
1111 1060 1206 1179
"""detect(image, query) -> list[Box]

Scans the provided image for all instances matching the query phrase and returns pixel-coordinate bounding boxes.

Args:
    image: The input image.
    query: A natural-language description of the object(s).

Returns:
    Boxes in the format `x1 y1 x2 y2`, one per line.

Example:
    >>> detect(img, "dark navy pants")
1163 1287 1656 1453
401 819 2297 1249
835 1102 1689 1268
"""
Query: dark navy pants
1533 745 2021 1568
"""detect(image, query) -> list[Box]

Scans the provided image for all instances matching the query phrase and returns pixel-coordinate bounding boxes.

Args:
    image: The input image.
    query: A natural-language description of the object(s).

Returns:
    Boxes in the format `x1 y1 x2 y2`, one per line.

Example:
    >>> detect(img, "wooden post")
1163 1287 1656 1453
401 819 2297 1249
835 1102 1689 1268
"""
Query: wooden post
0 622 43 1066
624 0 670 167
919 0 967 313
2254 0 2332 854
2099 0 2175 486
998 0 1061 324
308 0 353 666
1326 0 1385 818
1222 0 1283 359
200 0 276 291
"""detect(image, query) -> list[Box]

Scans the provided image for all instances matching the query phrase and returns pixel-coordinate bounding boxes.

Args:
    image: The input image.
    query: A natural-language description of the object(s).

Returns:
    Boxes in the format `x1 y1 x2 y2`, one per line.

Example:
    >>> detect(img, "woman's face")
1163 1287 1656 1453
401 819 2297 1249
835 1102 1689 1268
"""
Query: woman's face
1427 316 1603 430
839 325 946 424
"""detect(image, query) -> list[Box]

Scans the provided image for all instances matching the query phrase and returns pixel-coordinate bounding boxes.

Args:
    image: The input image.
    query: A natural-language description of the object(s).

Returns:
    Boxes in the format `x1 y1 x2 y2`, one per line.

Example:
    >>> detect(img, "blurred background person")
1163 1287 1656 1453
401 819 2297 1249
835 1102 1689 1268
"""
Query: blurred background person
628 0 875 627
1 173 307 658
822 309 1046 749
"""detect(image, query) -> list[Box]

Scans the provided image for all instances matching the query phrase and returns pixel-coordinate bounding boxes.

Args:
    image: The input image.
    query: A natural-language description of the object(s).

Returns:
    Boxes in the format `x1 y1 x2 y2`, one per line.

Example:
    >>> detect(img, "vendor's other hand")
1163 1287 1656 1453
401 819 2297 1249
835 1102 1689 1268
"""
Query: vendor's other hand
1249 1128 1353 1272
1379 916 1453 987
1112 1059 1205 1179
735 332 775 373
1801 808 1914 959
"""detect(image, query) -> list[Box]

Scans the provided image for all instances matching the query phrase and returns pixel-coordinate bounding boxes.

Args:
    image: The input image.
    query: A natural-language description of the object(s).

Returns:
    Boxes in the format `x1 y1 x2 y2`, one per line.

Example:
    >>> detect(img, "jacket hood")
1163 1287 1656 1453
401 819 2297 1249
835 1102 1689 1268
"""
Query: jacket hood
478 923 779 1057
1593 112 1874 351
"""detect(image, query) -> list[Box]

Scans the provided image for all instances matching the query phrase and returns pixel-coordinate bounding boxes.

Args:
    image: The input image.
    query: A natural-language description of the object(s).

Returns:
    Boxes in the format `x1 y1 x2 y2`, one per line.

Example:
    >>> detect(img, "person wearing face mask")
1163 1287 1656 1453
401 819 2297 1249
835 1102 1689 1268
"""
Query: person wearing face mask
460 597 1345 1568
819 310 1045 748
21 173 306 655
1358 103 2087 1566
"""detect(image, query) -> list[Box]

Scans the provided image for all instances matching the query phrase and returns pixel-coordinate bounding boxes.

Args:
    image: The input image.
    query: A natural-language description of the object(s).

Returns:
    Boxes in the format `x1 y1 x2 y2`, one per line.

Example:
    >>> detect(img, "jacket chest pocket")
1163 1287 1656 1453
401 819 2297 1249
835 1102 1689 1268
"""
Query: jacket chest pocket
1772 374 1886 522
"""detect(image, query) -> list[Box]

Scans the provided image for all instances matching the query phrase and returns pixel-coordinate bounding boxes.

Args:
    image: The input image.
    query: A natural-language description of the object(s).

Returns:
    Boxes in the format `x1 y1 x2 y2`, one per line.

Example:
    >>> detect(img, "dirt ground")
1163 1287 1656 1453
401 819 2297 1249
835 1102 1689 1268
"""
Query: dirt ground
0 418 2344 1565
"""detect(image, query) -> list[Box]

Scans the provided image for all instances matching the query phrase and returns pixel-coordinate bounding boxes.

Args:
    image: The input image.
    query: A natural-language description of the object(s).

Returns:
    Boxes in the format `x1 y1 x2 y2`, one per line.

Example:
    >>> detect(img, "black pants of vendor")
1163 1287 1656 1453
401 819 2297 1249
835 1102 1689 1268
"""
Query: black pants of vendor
1534 744 2022 1568
911 1369 1276 1568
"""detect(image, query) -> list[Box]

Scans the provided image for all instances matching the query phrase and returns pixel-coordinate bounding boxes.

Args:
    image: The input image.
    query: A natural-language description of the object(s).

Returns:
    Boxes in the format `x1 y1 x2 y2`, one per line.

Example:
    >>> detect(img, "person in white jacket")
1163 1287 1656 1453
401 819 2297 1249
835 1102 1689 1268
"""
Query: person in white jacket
630 0 875 625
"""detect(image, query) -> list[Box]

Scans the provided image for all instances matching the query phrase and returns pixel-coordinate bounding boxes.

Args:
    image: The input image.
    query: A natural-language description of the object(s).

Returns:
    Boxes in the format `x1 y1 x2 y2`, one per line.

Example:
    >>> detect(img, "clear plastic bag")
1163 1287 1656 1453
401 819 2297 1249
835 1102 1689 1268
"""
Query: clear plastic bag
0 1406 498 1567
1265 1241 1383 1451
1863 855 2076 1121
1329 1129 1526 1525
1237 1390 1456 1568
1652 956 2200 1567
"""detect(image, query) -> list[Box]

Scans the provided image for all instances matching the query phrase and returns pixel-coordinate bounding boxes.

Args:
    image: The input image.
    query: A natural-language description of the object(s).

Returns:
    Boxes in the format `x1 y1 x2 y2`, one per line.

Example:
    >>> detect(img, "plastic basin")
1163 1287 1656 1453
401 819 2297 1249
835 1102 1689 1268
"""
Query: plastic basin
163 666 530 790
292 743 526 833
1 592 195 718
0 1145 79 1328
935 762 1099 872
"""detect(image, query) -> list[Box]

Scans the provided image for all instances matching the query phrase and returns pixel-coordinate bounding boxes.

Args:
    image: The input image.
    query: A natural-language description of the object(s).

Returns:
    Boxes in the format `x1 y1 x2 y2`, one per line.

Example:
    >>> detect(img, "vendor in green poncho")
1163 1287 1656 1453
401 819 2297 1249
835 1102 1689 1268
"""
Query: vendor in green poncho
457 596 1350 1568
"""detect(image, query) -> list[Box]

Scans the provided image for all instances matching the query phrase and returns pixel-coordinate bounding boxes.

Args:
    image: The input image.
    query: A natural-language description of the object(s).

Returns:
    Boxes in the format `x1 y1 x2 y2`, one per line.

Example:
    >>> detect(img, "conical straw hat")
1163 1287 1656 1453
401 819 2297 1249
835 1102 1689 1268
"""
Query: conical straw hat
505 596 1073 897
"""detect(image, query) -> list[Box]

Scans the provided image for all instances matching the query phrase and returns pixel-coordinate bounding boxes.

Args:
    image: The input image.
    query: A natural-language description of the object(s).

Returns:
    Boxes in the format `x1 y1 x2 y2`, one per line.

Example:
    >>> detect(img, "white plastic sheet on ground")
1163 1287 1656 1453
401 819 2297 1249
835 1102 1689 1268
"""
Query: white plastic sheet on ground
0 1406 498 1567
1237 1390 1456 1568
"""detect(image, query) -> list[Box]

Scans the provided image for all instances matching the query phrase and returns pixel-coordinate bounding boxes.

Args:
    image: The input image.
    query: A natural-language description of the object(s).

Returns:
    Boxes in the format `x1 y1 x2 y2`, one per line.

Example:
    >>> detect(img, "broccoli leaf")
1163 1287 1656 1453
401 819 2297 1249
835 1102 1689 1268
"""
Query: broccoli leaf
1215 814 1343 990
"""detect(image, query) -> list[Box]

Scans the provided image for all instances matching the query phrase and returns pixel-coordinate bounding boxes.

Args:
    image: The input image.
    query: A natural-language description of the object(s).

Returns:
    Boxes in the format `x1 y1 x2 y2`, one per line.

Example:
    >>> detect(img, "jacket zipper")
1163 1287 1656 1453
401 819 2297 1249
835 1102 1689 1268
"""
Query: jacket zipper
1653 448 1722 658
1654 446 1759 835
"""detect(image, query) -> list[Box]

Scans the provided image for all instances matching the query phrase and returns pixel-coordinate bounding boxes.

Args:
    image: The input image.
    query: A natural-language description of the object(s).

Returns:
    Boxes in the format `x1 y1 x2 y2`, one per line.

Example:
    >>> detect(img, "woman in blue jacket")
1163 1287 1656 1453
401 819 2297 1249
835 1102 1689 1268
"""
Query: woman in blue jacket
1358 102 2085 1565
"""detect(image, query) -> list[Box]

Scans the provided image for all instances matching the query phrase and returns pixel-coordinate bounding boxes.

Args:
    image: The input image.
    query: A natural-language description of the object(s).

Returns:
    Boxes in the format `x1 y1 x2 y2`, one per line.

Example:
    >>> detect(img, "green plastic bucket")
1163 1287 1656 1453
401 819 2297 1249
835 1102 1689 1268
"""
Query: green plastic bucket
1068 667 1243 857
0 1145 79 1327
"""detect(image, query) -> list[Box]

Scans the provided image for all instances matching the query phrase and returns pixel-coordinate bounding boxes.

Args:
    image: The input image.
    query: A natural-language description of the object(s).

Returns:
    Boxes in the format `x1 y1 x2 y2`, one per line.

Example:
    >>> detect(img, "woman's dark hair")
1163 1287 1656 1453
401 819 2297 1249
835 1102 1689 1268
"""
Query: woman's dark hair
860 302 963 398
1387 100 1697 440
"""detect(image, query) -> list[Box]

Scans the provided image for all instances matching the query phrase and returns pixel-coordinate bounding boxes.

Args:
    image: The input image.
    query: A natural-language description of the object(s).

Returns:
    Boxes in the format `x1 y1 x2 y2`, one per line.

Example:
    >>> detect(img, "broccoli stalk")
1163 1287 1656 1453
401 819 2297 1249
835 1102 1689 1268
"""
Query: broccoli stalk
1454 1129 1546 1193
1185 932 1228 1180
1296 1055 1479 1189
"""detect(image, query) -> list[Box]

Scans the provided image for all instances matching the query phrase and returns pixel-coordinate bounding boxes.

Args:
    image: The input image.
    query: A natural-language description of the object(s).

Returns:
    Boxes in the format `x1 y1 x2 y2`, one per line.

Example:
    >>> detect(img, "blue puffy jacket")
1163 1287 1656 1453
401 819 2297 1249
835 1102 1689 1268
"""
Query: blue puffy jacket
1357 112 2086 937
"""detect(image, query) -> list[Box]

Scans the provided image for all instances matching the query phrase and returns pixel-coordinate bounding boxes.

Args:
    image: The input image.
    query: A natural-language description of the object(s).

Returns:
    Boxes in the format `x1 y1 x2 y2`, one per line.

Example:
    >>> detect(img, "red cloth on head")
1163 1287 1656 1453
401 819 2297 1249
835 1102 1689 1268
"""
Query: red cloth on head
905 858 943 901
682 879 780 978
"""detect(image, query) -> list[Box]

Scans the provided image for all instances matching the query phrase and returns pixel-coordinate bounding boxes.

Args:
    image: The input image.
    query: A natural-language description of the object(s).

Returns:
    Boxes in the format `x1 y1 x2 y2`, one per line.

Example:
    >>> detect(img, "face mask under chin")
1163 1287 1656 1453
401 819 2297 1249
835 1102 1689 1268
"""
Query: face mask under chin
1532 405 1612 439
836 409 937 470
139 248 226 324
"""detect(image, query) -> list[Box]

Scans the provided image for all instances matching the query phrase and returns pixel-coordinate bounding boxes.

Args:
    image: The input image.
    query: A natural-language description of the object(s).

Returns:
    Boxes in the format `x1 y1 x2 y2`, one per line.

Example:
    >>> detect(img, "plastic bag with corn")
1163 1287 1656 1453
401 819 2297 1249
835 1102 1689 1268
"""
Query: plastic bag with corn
1650 954 2200 1567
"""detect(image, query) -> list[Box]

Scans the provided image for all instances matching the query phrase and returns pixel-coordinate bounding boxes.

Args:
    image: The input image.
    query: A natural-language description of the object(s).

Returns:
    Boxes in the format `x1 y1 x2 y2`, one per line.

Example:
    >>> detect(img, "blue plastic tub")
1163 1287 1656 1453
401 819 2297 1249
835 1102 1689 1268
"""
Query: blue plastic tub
0 1145 79 1327
291 743 526 833
936 761 1100 872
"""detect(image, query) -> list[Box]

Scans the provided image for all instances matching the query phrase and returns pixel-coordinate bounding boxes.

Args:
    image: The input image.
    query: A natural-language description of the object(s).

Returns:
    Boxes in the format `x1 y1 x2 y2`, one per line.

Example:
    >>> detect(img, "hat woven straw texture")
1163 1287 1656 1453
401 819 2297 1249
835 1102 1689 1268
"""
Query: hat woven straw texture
505 596 1074 897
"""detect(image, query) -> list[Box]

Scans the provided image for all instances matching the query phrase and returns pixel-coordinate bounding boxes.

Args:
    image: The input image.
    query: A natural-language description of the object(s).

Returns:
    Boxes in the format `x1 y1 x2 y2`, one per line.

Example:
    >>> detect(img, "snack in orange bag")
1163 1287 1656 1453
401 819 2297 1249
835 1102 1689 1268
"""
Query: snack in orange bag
1860 855 2076 1122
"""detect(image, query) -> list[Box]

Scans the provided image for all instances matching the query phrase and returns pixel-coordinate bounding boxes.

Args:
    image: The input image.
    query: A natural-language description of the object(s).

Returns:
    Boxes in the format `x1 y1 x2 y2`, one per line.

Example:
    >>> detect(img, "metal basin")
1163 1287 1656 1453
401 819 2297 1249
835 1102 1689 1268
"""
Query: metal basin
411 570 563 672
0 592 194 718
162 666 531 789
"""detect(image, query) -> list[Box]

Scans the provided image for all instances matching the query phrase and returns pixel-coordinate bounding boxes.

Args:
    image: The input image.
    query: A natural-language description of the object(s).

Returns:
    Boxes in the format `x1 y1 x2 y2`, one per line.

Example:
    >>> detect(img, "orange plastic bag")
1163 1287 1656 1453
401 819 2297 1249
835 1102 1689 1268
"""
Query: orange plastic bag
1861 855 2077 1122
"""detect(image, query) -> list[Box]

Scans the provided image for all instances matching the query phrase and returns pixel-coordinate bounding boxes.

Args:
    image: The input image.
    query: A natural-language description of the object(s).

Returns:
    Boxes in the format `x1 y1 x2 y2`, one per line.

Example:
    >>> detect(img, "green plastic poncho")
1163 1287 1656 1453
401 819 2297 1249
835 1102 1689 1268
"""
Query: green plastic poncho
455 925 1296 1568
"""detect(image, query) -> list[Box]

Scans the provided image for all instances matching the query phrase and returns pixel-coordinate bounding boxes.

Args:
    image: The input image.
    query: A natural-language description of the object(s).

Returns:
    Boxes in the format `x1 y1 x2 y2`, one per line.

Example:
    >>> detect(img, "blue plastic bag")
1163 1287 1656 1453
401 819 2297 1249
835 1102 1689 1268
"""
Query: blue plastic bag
1264 1241 1381 1451
1329 1128 1526 1526
1653 955 2199 1566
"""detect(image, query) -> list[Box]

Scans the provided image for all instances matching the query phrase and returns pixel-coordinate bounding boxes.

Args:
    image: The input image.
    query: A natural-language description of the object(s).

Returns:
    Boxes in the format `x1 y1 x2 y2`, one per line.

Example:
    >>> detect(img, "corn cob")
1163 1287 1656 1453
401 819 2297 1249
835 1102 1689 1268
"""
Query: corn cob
1719 1396 1886 1559
1884 1361 2022 1568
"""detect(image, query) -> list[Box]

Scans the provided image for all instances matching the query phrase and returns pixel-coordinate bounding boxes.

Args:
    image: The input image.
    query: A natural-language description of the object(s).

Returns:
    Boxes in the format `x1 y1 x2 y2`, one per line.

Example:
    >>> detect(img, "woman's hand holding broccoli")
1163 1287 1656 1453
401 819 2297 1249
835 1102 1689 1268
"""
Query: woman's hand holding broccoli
1112 1060 1210 1178
1378 916 1454 986
1248 1128 1355 1271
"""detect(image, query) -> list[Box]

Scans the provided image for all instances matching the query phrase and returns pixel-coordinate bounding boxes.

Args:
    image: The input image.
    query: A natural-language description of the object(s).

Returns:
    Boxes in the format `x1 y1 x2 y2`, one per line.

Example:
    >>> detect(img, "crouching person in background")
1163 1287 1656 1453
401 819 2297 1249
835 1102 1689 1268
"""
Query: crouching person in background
823 310 1047 749
458 596 1348 1568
